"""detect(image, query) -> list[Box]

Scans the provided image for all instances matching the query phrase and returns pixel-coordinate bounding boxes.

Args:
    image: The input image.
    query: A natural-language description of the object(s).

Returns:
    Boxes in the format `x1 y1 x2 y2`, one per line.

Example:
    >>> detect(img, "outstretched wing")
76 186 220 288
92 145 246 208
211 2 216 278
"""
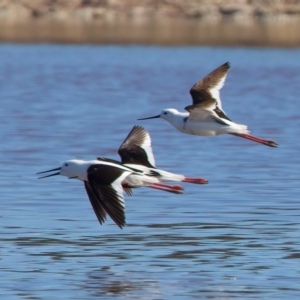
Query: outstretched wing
84 181 107 225
118 125 156 168
85 164 130 229
185 95 229 126
189 62 231 120
185 97 218 120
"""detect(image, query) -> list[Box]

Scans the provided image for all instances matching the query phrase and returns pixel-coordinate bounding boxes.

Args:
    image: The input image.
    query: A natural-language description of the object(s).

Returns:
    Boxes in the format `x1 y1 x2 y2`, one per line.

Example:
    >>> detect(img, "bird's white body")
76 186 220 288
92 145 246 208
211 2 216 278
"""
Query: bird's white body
159 108 249 136
125 163 185 182
60 159 162 187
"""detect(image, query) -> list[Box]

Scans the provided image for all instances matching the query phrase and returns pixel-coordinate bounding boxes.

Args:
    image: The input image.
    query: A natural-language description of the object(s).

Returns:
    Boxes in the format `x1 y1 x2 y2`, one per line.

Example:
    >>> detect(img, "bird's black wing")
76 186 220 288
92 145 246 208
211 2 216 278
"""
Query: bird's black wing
189 62 232 121
84 181 107 225
86 164 128 229
118 125 156 168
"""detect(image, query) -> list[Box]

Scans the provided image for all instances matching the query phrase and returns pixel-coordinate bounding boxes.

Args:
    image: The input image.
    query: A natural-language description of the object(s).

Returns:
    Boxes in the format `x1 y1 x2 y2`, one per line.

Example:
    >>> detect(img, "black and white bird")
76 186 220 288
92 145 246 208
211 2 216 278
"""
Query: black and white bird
37 158 183 229
109 125 208 185
138 62 278 147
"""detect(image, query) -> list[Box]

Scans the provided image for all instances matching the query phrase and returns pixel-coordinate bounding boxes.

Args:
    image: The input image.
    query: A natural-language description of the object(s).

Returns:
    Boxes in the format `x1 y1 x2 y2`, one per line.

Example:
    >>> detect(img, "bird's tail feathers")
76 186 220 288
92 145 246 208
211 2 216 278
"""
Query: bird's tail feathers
231 123 250 135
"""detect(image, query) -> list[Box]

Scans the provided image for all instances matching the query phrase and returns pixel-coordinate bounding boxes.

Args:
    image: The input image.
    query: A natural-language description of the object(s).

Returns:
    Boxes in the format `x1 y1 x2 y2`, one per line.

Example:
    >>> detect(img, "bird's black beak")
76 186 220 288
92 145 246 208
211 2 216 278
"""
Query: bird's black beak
138 114 160 120
37 167 61 179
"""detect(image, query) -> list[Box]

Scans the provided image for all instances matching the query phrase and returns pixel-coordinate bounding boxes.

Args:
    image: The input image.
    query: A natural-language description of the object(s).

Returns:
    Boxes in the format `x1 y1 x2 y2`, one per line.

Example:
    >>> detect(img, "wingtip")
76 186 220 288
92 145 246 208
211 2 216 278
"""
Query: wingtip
223 62 230 69
132 125 145 131
117 224 125 229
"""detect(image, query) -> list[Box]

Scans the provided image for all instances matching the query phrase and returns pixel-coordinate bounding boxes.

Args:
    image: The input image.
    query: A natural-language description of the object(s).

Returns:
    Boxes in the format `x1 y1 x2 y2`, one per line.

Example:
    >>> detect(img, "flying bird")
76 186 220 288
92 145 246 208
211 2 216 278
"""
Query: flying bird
37 158 183 229
138 62 278 148
112 125 208 185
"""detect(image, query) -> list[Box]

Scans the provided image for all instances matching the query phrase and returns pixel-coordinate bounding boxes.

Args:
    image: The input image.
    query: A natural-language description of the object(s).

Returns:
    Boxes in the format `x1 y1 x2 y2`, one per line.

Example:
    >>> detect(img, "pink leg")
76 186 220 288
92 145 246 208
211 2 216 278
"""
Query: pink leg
183 177 208 184
150 182 184 191
231 133 278 148
148 183 183 194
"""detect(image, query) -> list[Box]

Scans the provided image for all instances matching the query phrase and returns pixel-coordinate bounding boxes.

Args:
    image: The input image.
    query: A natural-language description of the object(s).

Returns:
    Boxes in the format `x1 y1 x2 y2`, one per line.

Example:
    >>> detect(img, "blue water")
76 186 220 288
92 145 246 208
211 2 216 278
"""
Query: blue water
0 44 300 299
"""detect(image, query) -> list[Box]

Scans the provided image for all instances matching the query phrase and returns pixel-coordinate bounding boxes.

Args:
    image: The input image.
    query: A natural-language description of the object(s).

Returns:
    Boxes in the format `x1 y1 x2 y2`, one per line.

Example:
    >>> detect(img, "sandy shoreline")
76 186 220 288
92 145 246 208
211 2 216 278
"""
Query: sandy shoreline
1 19 300 47
1 1 300 46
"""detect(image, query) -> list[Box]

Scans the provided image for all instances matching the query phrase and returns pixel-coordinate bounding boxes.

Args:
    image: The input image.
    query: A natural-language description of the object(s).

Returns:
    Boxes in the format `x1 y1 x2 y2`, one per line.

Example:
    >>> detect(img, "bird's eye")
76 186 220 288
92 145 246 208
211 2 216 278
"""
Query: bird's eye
64 163 68 167
163 112 167 115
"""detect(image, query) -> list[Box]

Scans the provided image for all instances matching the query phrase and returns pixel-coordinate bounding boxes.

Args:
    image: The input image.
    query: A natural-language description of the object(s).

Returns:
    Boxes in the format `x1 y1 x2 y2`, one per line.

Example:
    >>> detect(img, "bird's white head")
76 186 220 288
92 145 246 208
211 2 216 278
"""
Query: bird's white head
159 108 179 121
138 108 179 123
37 159 88 181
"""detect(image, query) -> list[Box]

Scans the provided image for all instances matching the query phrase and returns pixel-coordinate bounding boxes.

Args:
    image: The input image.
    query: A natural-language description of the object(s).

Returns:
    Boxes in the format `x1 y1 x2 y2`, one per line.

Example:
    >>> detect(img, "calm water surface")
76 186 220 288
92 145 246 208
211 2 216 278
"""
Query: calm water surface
0 45 300 299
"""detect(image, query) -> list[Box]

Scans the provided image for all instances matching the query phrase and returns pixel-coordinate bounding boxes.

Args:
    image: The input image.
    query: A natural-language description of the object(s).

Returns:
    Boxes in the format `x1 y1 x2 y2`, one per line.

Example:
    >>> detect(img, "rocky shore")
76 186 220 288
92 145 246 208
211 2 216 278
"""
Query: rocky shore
1 0 300 46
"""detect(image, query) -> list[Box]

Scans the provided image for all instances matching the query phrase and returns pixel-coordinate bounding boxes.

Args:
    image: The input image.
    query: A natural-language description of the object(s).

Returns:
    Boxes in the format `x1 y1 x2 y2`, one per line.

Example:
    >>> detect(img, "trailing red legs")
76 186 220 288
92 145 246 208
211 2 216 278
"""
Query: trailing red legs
182 177 209 184
148 183 183 194
231 133 278 148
